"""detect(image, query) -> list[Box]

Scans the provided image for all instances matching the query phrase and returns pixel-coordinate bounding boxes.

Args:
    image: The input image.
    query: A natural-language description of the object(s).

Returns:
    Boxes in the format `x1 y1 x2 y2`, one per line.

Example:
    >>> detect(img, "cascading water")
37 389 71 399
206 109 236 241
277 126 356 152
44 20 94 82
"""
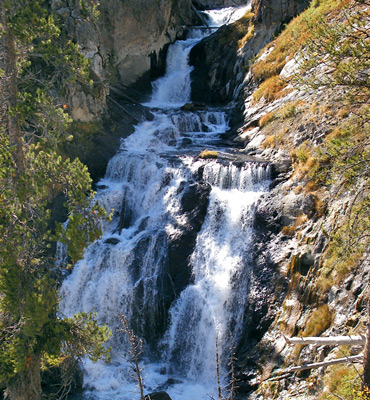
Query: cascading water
61 4 267 400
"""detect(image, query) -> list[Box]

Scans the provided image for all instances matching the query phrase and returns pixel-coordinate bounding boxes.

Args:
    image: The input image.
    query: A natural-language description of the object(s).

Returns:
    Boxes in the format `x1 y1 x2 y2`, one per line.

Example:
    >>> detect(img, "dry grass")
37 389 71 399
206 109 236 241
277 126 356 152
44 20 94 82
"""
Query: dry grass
252 75 290 104
219 10 254 46
319 365 362 400
238 24 255 48
317 249 363 293
262 130 285 148
337 107 350 119
293 304 334 360
258 112 275 127
250 0 346 81
304 179 319 192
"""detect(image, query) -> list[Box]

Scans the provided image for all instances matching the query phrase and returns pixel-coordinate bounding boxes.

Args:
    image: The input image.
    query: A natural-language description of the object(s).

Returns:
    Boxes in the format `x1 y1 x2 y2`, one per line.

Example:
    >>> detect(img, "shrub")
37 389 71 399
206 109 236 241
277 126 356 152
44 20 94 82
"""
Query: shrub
219 11 254 46
320 366 362 400
238 24 255 48
281 214 308 237
262 131 285 148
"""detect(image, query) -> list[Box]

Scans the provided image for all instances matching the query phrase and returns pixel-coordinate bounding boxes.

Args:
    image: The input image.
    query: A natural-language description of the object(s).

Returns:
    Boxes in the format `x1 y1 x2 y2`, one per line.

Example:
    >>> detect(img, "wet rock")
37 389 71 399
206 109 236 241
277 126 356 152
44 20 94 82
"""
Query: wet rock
181 138 193 145
180 102 206 111
104 237 121 245
194 0 249 8
167 181 211 296
145 391 172 400
302 193 316 219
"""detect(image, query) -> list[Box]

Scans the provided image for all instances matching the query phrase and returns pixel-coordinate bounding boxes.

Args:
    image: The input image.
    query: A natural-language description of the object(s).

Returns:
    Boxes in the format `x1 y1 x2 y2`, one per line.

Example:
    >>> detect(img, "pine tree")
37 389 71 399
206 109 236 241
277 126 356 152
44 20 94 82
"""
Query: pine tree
0 1 111 399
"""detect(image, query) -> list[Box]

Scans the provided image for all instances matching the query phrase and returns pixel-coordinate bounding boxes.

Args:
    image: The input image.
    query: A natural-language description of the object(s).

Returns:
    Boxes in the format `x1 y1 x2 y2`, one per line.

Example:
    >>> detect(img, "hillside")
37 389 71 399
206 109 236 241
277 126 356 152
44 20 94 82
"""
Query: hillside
207 0 370 398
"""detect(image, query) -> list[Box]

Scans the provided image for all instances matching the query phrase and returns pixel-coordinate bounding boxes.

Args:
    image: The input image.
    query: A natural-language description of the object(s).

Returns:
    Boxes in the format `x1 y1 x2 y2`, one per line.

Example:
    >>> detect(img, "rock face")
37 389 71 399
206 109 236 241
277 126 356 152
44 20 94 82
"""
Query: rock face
97 0 193 88
52 0 194 121
145 391 172 400
166 180 211 306
190 0 309 104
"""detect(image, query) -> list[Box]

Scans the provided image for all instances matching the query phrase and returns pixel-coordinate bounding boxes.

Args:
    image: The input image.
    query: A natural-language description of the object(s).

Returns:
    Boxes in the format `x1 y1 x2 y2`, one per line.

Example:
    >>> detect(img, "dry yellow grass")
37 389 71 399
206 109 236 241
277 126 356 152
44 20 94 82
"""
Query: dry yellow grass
252 75 290 104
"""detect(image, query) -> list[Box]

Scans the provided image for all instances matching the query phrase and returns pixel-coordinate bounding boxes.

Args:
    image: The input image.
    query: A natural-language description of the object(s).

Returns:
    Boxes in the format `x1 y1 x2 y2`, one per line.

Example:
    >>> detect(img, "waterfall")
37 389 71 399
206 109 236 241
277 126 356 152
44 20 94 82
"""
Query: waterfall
60 4 265 400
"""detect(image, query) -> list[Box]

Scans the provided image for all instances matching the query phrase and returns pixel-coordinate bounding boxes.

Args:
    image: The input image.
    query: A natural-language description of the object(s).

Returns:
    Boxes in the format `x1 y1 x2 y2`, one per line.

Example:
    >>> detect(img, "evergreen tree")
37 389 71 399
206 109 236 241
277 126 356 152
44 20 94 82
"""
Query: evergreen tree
0 1 111 399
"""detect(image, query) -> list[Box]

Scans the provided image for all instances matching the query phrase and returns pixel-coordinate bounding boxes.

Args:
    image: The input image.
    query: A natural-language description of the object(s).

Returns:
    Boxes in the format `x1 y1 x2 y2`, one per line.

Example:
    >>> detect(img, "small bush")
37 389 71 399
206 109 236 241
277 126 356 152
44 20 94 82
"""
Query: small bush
304 179 318 192
262 131 285 148
281 214 308 237
294 141 311 163
238 24 255 48
219 11 254 46
282 225 296 237
279 103 297 119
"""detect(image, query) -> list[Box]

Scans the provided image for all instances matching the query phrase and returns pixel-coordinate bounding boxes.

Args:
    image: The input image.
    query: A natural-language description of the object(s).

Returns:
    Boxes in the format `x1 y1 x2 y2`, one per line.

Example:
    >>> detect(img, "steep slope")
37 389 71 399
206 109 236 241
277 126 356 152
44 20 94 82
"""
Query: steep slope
193 0 369 398
189 0 309 104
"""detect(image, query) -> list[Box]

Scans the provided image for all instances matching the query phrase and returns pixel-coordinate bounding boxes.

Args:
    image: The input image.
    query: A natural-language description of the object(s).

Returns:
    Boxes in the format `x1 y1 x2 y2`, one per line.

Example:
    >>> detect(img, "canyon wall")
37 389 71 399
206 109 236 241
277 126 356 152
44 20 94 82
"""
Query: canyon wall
190 0 309 104
52 0 194 121
189 1 369 398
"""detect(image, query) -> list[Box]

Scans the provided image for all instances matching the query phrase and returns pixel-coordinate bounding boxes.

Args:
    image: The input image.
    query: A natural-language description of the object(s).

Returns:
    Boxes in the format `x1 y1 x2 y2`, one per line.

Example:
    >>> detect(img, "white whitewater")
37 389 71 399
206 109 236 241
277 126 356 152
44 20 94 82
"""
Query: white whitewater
60 4 266 400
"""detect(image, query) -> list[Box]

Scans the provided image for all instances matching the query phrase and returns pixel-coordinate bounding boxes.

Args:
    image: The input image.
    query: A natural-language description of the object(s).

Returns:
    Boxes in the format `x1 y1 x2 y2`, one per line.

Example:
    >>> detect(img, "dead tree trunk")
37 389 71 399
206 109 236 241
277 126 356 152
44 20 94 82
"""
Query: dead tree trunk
285 335 366 346
284 355 363 373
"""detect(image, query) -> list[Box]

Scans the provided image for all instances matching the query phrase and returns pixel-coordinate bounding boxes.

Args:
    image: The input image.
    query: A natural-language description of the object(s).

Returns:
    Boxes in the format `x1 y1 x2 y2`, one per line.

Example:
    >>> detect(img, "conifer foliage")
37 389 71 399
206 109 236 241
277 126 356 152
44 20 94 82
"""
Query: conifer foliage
0 1 111 399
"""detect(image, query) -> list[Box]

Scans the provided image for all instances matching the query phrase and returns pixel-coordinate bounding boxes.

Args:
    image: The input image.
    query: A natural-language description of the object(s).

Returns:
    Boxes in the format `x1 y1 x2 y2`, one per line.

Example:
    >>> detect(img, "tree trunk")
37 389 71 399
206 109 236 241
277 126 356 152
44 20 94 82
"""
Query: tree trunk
6 354 42 400
1 4 25 173
363 297 370 390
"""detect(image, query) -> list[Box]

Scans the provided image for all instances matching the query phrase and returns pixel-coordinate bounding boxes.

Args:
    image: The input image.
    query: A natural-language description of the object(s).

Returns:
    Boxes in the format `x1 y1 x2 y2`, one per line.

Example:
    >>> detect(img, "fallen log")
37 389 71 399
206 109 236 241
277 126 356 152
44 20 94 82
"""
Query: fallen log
191 3 209 27
285 354 363 373
107 96 140 123
284 335 365 346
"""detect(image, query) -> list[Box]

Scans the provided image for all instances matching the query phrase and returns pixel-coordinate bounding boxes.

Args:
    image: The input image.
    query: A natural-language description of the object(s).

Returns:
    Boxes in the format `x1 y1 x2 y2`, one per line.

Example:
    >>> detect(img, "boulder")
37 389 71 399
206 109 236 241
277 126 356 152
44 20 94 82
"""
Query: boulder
145 391 172 400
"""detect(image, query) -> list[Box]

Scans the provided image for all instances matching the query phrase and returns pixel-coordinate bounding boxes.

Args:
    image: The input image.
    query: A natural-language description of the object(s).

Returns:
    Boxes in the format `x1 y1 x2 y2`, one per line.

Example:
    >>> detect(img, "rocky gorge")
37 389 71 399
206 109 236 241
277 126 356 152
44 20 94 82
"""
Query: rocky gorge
58 0 370 399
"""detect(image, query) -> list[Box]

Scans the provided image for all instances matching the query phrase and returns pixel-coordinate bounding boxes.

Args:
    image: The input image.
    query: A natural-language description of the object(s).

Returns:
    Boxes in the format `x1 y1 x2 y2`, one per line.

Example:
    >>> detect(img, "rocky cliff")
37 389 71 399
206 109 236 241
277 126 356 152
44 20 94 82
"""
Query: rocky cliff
190 0 309 104
190 0 369 398
52 0 195 122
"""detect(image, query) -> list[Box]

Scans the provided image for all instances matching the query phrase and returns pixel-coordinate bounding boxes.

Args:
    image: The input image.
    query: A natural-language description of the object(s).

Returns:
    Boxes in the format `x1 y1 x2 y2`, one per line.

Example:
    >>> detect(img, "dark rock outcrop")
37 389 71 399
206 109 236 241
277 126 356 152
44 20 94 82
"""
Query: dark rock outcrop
145 391 172 400
167 180 211 297
128 179 211 344
190 0 310 105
